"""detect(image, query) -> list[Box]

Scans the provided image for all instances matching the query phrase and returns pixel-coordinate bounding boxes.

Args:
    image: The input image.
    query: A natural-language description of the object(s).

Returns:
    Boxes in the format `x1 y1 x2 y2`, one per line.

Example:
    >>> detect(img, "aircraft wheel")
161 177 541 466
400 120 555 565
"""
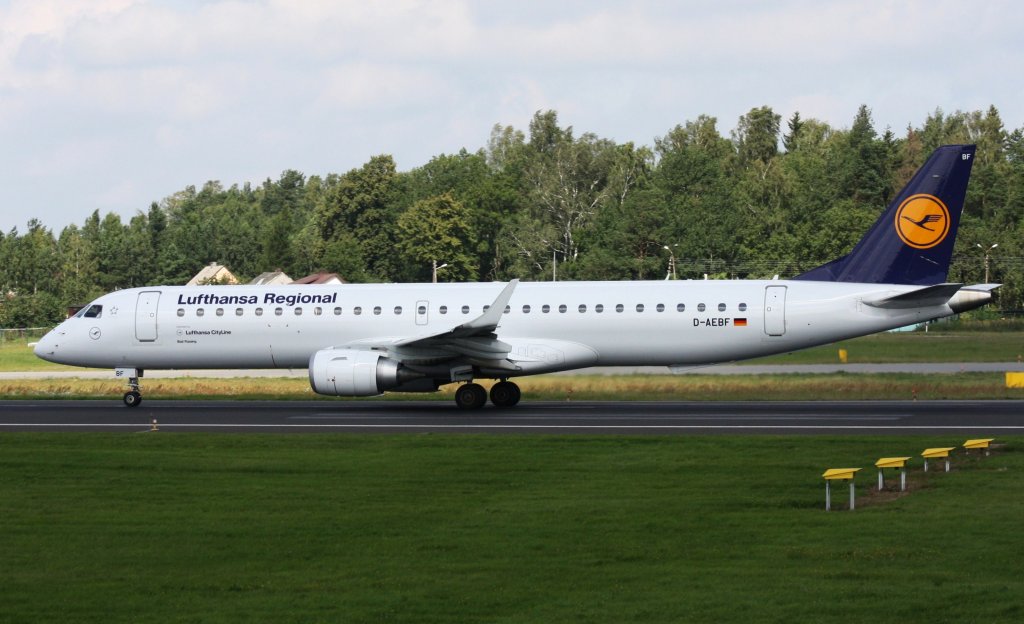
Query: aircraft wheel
489 381 521 408
455 383 488 410
123 391 142 408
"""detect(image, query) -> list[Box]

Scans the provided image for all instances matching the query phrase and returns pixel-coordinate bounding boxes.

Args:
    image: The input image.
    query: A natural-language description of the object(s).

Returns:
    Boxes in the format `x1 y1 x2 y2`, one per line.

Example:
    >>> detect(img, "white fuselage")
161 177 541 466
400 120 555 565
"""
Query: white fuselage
35 280 951 374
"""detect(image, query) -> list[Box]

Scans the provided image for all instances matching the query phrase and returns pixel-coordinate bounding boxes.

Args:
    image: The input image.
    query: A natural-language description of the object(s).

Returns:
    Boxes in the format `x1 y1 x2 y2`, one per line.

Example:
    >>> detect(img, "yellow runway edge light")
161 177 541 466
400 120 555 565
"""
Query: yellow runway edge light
822 468 861 511
822 468 861 480
875 457 910 469
922 447 955 473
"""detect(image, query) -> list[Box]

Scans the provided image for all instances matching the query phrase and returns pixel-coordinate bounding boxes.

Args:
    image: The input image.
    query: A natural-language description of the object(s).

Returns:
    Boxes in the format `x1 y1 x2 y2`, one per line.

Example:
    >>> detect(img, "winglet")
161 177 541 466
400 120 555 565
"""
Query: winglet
461 279 519 331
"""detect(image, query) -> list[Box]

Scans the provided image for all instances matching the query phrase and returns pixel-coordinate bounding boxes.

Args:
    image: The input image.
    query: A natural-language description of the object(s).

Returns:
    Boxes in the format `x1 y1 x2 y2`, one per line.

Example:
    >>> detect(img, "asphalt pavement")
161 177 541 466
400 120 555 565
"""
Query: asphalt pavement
1 399 1021 434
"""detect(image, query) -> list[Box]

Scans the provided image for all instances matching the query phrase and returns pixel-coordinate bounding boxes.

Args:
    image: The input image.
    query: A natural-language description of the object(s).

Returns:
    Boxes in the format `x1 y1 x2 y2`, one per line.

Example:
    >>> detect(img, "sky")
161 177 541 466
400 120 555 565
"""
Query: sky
1 0 1022 233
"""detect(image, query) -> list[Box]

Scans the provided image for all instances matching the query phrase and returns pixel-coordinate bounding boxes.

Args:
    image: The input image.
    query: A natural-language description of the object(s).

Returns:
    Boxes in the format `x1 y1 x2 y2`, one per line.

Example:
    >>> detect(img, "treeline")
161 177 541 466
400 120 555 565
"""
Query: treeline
2 105 1023 327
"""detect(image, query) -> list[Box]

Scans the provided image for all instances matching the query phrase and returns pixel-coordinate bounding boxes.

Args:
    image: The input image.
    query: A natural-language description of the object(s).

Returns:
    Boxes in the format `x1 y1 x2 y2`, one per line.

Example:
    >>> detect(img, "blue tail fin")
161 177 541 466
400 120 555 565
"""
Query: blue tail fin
794 144 975 285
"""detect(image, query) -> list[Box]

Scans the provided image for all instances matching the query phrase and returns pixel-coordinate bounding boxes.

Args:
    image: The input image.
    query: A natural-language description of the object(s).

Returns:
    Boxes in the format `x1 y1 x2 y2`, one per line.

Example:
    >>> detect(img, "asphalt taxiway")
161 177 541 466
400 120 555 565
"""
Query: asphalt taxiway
1 399 1021 434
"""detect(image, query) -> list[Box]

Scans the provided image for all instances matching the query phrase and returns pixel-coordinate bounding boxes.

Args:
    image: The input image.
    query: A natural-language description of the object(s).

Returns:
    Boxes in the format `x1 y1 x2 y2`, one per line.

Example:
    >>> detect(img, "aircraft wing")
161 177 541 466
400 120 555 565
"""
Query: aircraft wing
341 280 521 370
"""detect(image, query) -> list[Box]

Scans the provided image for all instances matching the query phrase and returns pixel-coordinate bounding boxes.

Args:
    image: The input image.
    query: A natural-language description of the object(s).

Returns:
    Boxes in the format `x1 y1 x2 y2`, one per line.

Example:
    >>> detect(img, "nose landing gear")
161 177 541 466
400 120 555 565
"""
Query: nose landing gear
116 368 143 407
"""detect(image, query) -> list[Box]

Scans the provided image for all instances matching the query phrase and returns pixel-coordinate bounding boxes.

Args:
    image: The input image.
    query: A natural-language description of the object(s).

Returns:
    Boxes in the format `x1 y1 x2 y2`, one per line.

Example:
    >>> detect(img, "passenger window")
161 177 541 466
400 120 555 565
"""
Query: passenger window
636 304 644 313
295 307 303 316
656 303 665 312
578 304 587 313
256 308 264 316
697 303 706 312
504 305 510 314
83 305 103 318
595 304 604 313
616 304 624 313
677 303 685 312
440 306 448 314
177 308 185 317
354 307 362 316
373 306 381 315
197 308 205 317
483 305 490 312
739 303 747 312
542 304 550 313
718 303 726 312
314 307 323 316
275 308 283 316
523 305 531 313
333 307 341 315
397 306 405 315
461 305 470 314
235 308 243 316
216 308 224 316
558 304 567 313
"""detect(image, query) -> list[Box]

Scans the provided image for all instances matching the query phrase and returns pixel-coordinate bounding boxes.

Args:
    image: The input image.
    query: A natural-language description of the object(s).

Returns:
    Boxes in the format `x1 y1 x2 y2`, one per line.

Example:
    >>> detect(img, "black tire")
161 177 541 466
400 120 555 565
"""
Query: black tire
123 391 142 408
489 381 521 407
454 383 487 410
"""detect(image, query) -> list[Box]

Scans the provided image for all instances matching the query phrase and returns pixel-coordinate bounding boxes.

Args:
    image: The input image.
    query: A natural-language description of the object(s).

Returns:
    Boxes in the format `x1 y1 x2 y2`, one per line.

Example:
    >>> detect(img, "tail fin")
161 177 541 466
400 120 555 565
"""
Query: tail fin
794 144 975 285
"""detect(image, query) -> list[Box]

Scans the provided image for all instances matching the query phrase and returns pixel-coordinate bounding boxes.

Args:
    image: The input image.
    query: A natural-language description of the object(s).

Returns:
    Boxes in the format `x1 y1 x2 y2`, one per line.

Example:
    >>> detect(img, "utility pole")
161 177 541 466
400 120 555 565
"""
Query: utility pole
663 244 678 280
432 260 448 283
977 243 998 283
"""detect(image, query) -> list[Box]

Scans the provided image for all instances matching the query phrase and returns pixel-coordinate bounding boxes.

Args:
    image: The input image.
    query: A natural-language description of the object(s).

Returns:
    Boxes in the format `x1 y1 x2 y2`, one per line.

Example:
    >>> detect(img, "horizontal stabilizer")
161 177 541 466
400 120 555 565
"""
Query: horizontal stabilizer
959 283 1001 293
863 283 963 309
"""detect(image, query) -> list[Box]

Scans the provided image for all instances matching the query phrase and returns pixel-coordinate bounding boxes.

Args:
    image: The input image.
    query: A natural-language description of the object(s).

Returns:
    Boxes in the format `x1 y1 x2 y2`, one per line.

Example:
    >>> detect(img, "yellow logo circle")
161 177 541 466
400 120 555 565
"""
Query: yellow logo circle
894 194 950 249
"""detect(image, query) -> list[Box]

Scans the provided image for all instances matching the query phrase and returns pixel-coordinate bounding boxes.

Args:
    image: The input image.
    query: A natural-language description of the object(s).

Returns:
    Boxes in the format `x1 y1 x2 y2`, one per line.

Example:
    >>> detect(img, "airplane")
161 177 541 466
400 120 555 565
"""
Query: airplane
34 144 999 409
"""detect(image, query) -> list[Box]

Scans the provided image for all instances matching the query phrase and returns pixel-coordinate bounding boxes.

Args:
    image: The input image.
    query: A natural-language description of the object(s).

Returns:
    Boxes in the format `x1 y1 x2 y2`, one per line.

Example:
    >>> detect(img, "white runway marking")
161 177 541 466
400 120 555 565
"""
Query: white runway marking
2 423 1024 430
296 414 906 421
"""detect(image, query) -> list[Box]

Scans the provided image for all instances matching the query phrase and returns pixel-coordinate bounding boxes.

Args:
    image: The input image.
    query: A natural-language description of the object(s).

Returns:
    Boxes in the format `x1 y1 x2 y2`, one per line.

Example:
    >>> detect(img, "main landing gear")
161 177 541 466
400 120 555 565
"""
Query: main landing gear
117 368 143 407
454 380 521 410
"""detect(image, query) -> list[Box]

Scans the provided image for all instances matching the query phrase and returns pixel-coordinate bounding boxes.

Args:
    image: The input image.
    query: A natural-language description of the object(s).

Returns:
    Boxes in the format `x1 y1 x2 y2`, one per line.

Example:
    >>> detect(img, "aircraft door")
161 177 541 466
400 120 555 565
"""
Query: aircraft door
135 291 161 342
415 300 429 326
763 286 786 336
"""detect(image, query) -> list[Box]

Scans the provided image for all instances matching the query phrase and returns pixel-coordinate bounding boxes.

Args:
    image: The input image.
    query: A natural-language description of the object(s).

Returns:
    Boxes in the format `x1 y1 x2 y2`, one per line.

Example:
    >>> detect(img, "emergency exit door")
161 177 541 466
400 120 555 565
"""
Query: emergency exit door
763 286 786 336
135 291 161 342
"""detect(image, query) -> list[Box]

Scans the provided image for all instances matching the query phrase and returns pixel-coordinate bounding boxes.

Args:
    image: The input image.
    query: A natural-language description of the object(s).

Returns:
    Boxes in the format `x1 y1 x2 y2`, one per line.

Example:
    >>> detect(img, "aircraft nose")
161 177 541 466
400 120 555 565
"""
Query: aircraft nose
33 329 61 363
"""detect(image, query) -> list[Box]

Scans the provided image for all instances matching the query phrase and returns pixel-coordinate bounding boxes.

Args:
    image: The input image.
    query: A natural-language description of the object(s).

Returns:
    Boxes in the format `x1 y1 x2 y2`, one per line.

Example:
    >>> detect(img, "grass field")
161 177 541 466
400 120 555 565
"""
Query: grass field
1 434 1021 623
747 330 1024 364
3 372 1024 401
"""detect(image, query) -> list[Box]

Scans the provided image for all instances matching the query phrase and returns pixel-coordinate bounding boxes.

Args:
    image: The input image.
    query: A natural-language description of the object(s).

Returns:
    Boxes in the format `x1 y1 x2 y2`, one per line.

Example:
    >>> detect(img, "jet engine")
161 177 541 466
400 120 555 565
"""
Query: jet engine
308 348 417 396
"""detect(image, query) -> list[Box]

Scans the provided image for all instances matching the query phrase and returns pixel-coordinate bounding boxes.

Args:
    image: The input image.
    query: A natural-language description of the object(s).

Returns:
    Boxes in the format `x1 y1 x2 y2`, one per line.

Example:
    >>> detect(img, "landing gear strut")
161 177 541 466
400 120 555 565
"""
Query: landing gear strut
117 368 143 407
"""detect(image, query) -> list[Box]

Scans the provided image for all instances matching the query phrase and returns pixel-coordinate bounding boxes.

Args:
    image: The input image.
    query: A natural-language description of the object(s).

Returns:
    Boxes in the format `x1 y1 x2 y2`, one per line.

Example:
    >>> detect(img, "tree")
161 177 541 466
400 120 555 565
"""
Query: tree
733 106 781 166
313 155 401 281
397 193 477 281
782 111 804 153
840 104 890 206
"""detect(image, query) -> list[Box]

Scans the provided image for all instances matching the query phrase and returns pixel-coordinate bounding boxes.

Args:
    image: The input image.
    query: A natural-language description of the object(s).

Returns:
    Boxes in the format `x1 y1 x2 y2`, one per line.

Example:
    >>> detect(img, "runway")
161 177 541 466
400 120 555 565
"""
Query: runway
1 399 1021 434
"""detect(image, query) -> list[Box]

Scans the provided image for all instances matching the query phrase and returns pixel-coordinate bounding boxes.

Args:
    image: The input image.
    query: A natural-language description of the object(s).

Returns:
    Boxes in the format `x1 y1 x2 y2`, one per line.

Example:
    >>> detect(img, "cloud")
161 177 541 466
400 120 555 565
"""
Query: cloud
0 0 1022 231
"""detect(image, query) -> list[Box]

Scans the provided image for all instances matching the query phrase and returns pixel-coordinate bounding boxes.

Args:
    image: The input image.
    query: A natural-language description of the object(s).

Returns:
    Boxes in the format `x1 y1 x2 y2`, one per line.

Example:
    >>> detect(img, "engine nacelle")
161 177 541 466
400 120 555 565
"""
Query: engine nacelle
308 348 406 396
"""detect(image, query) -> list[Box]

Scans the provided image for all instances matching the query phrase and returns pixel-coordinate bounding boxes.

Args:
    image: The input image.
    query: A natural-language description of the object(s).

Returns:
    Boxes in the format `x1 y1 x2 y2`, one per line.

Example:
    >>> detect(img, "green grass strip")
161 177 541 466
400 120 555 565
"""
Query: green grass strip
0 434 1021 623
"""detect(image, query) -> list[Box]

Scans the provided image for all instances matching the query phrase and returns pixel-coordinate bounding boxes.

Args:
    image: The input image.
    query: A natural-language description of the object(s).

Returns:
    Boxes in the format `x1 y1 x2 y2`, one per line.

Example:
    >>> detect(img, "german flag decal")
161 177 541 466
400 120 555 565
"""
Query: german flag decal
734 318 748 327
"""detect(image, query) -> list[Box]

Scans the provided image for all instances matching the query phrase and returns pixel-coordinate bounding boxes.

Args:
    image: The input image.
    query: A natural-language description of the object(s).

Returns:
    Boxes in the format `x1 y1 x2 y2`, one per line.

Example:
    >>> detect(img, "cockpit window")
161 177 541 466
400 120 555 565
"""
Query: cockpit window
78 304 103 318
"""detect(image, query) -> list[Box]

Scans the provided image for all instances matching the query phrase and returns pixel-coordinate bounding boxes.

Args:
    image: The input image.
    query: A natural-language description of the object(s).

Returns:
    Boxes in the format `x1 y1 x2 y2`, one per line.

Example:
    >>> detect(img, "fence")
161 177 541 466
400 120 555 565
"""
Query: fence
0 328 51 343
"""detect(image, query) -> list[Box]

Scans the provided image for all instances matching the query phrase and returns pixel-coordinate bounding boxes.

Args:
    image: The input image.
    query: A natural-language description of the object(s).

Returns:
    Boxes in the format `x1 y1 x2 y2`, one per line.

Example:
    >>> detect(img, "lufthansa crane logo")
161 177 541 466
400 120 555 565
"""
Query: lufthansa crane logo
894 194 950 249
